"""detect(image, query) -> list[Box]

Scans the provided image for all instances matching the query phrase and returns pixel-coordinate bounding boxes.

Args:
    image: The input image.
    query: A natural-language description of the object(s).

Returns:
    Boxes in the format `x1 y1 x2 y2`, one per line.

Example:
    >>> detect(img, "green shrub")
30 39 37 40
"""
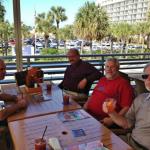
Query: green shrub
41 48 58 55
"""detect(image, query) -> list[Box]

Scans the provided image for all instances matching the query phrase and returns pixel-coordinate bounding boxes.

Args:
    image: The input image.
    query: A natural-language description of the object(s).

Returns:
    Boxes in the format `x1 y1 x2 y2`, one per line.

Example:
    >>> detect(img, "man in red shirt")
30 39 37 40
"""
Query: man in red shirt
84 58 134 127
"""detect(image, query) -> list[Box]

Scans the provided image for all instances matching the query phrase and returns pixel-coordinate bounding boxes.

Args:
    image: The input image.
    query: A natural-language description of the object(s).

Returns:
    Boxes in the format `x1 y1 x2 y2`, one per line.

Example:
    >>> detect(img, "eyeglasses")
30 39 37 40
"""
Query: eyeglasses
142 74 150 79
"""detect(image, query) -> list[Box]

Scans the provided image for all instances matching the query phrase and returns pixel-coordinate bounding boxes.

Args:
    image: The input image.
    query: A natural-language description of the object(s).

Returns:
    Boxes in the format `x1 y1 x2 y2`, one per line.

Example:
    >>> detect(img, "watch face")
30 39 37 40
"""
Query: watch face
0 100 5 110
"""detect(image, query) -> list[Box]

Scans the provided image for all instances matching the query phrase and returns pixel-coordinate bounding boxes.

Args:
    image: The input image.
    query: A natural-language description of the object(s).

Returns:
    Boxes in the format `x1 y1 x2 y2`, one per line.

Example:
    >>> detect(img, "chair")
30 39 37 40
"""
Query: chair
119 71 131 83
134 78 148 96
111 128 132 135
15 70 27 86
0 127 7 150
0 126 14 150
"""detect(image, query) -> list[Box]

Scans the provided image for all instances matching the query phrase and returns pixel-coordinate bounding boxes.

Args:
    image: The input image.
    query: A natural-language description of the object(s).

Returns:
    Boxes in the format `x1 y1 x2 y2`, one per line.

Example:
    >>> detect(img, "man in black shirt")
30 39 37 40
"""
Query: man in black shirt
59 48 102 104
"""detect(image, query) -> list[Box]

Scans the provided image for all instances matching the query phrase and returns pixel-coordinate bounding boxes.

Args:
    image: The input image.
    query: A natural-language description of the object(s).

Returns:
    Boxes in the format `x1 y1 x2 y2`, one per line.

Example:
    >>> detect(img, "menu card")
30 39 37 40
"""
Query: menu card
57 110 89 122
64 140 109 150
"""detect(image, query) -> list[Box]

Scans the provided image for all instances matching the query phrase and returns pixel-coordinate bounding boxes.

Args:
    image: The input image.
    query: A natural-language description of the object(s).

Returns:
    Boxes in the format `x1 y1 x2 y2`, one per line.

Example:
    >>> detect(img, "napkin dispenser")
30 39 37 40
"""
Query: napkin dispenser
25 67 44 94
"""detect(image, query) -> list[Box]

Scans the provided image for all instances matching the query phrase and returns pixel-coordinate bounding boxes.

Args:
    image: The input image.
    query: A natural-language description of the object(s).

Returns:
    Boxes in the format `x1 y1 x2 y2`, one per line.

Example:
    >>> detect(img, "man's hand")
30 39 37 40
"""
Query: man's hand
103 98 116 113
83 97 90 110
17 96 28 109
78 78 87 89
101 117 113 127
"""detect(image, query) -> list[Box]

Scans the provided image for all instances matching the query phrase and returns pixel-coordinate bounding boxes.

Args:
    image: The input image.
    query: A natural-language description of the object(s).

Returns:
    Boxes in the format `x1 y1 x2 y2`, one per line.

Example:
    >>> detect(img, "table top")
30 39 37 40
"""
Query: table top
8 109 134 150
1 83 81 122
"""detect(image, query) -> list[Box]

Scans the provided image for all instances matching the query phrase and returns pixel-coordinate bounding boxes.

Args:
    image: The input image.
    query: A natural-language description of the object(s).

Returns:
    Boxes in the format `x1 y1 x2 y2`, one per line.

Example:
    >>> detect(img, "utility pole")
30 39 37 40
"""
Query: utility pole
34 9 36 54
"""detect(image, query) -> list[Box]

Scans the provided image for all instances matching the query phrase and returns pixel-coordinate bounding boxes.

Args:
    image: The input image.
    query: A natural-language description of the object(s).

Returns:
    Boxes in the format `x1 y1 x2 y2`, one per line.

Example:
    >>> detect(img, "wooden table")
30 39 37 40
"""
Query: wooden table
8 109 134 150
0 83 19 95
1 83 81 122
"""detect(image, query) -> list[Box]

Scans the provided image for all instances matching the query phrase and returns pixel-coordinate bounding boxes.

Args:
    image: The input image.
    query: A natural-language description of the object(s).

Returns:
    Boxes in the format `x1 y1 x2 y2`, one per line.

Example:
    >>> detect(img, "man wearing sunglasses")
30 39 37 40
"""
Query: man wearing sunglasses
103 63 150 150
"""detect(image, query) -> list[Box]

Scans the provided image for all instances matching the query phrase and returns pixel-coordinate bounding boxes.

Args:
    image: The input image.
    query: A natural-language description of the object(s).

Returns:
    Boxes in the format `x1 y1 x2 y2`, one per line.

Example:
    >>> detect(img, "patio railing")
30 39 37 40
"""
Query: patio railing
0 53 150 85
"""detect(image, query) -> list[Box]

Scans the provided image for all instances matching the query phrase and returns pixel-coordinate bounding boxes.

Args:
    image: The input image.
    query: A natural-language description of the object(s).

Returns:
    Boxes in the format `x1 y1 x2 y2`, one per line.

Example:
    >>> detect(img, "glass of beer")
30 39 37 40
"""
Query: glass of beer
104 98 116 113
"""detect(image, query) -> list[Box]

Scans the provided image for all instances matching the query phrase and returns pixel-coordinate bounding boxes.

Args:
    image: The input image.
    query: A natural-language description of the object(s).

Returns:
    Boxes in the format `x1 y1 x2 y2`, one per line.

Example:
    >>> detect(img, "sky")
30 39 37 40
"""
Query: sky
4 0 95 28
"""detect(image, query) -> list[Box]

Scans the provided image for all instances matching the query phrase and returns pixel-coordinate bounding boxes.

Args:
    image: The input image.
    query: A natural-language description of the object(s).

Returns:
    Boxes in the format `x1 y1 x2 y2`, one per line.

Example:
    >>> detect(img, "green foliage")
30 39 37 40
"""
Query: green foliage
0 2 5 22
59 25 75 40
41 48 58 55
21 23 32 39
50 6 67 29
35 12 55 48
74 2 109 42
110 22 133 42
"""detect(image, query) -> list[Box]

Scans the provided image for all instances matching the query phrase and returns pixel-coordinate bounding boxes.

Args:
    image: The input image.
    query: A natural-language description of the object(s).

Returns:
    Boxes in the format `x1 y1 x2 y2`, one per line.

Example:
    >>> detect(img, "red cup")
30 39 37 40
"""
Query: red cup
63 95 70 105
35 138 46 150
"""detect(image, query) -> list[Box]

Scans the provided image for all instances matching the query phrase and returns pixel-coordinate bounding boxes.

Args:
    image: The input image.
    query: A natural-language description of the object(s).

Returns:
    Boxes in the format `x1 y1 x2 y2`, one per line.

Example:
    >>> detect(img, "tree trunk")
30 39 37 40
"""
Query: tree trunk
80 41 84 54
56 22 59 49
147 34 150 49
44 35 49 52
90 40 92 54
110 40 113 54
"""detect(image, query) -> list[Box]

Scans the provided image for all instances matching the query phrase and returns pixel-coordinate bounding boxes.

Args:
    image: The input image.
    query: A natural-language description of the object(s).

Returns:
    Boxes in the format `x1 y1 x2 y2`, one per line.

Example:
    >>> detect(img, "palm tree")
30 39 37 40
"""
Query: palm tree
146 11 150 49
0 1 5 22
59 25 75 41
21 23 32 43
59 25 75 53
110 22 133 54
74 2 109 53
35 12 55 48
135 22 149 52
50 6 67 49
0 21 13 55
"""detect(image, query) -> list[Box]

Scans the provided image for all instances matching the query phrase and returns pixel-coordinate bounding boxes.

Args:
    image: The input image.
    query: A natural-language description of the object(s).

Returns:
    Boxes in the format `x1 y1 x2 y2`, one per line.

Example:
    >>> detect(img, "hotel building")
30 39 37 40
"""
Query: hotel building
96 0 150 23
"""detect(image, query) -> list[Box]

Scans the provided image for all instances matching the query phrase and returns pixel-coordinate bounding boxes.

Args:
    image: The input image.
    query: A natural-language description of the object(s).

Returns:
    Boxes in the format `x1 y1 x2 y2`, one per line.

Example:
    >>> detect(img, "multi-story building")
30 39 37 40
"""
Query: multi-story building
96 0 150 23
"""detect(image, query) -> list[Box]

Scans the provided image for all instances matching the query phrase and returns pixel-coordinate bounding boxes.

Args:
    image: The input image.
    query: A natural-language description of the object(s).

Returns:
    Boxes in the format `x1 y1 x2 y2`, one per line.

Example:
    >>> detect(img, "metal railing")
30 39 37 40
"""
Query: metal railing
0 53 150 84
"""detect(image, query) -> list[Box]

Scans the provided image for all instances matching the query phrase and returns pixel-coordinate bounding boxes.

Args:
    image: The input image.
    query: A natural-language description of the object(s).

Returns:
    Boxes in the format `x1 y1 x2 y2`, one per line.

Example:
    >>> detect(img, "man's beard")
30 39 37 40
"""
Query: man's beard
105 73 113 79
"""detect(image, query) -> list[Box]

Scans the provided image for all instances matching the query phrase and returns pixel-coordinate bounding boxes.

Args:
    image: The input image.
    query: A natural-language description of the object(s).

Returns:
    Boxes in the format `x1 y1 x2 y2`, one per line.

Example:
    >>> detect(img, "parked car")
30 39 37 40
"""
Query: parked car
49 42 57 48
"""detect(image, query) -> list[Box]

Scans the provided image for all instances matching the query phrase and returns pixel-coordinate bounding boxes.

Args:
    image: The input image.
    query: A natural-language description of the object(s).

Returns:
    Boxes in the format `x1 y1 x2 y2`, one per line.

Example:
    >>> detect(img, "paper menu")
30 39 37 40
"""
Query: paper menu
64 140 109 150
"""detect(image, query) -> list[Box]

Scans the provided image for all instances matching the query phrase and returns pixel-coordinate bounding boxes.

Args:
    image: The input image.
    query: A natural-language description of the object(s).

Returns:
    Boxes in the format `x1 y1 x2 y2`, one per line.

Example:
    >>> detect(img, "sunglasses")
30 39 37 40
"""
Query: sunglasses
142 74 150 79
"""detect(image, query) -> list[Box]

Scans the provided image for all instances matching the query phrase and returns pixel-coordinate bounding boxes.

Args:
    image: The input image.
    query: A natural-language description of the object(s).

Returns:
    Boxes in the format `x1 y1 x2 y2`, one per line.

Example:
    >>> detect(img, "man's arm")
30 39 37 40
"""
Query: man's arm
0 93 17 102
0 98 27 120
102 106 129 127
78 63 103 90
77 78 87 89
102 101 132 129
108 111 132 129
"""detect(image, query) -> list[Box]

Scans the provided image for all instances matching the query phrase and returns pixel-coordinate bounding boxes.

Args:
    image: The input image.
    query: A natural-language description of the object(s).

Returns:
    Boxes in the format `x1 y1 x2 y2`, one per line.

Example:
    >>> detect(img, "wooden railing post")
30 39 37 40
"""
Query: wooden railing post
101 55 105 75
26 57 30 68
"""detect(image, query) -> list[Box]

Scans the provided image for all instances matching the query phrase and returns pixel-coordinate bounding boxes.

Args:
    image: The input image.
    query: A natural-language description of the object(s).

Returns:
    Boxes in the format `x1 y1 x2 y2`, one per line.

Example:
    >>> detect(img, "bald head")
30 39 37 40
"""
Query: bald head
0 59 6 80
67 48 80 64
